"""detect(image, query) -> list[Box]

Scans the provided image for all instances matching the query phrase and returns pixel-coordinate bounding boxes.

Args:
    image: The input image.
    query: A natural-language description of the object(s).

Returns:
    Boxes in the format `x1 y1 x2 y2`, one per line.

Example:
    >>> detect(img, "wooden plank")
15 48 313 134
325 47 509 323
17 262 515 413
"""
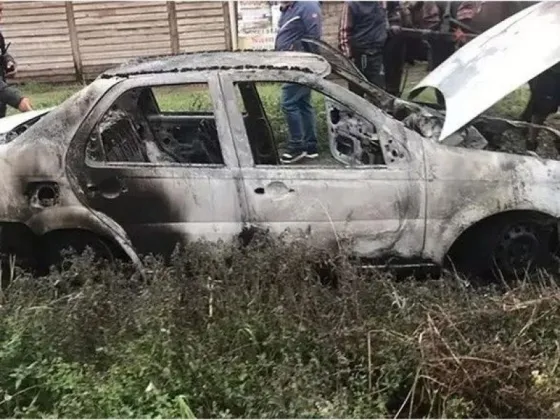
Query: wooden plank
18 70 76 77
222 1 232 50
181 38 226 47
4 1 66 11
66 1 83 82
9 47 73 57
4 4 66 13
4 14 73 24
177 30 228 42
175 2 224 11
75 12 170 26
18 74 78 83
74 5 167 18
8 35 73 44
18 62 75 71
78 34 171 47
77 20 170 32
184 43 225 53
80 39 172 51
3 26 71 36
81 47 172 62
18 70 76 78
4 21 69 31
167 1 179 54
175 9 224 19
77 27 171 40
73 2 162 11
8 41 72 52
16 56 74 65
4 8 67 17
83 63 124 75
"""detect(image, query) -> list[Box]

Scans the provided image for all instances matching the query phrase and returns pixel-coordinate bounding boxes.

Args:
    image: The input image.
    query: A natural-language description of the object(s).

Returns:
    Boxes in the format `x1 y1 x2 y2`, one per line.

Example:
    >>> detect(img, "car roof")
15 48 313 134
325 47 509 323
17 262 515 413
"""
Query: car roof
100 50 332 79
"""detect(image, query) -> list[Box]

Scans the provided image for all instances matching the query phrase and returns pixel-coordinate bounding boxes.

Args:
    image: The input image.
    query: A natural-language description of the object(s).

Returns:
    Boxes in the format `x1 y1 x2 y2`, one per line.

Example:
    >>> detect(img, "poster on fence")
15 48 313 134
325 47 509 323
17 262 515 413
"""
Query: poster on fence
236 1 281 50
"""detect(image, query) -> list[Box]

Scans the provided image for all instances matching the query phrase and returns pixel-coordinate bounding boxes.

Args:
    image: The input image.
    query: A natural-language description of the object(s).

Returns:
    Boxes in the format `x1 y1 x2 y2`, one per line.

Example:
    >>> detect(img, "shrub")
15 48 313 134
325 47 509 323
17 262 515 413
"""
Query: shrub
0 237 560 418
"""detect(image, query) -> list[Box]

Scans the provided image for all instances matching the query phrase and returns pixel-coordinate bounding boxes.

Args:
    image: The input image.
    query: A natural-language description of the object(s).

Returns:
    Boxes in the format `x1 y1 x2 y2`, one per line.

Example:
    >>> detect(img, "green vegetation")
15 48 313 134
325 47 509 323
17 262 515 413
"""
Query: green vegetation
1 239 560 418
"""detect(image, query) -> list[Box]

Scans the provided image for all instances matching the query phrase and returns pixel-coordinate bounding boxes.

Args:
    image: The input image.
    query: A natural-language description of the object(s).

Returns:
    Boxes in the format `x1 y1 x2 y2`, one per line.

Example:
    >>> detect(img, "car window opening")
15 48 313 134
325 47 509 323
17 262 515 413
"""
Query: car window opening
86 85 225 166
234 81 387 167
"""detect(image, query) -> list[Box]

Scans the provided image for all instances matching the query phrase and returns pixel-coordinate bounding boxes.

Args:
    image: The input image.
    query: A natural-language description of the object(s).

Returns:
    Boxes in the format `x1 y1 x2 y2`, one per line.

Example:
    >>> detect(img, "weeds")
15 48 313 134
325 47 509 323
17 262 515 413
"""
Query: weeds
0 237 559 417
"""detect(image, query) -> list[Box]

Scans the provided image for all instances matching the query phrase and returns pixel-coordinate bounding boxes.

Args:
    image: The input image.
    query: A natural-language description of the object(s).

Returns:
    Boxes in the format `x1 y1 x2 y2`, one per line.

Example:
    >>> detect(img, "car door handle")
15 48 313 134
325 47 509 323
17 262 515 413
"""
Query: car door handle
254 182 295 195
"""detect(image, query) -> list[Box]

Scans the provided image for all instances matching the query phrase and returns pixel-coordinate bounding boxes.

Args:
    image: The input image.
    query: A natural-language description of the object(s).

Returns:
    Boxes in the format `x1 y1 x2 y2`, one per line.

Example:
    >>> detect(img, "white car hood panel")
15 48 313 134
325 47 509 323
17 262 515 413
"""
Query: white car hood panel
409 1 560 142
0 108 53 134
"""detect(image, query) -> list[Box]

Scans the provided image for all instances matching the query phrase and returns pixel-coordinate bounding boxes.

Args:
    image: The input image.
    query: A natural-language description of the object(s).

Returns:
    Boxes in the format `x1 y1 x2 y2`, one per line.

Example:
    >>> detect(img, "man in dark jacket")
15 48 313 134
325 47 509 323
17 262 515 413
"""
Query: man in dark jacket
338 1 387 94
274 1 322 164
0 5 32 117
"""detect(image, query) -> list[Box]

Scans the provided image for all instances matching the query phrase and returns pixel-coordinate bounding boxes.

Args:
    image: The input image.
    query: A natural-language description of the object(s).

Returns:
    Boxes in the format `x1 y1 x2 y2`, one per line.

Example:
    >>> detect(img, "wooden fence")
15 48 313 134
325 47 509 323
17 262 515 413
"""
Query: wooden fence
2 1 343 83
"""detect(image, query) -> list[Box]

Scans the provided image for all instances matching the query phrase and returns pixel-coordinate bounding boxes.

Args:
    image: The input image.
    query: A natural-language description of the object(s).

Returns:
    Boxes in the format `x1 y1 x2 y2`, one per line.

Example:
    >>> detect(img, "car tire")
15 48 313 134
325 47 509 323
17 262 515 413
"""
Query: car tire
37 230 116 274
449 214 556 282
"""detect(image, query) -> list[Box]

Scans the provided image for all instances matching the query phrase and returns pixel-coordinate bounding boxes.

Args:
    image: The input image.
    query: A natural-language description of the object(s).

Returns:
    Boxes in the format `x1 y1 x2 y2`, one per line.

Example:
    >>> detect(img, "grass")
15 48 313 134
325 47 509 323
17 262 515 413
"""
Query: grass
1 239 560 418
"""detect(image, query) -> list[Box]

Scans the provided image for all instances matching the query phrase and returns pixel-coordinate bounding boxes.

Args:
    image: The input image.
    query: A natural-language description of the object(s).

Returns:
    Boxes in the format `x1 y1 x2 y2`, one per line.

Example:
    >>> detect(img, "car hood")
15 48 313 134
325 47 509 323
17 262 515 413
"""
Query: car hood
408 1 560 141
0 108 53 134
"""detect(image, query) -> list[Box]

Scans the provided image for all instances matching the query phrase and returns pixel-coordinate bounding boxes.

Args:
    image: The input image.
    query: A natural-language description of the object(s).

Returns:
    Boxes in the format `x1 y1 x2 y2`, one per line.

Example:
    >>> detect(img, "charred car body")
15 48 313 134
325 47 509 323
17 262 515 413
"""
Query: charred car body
1 1 559 280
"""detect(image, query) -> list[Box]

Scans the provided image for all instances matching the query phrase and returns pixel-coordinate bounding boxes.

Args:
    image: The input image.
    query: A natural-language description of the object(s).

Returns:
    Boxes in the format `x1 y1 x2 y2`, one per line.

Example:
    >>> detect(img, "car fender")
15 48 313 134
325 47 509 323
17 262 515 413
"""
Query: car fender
426 201 560 264
26 206 144 274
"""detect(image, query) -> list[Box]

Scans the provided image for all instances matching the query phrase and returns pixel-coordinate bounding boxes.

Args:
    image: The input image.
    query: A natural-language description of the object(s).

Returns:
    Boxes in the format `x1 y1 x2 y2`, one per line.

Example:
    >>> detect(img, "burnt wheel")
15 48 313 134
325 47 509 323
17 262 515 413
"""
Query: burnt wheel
493 223 544 275
37 230 117 274
448 214 557 282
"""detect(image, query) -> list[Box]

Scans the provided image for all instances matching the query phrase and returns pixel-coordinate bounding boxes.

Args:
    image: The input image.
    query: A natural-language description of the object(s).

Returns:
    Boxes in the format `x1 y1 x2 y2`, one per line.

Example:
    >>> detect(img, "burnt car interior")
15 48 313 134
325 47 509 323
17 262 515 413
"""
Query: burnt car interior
79 75 397 169
86 86 225 166
233 81 386 167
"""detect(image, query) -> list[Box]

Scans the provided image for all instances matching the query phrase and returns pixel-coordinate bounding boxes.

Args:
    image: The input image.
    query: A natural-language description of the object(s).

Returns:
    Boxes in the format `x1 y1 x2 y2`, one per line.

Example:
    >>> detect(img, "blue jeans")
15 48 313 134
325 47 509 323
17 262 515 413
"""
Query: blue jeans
281 83 318 154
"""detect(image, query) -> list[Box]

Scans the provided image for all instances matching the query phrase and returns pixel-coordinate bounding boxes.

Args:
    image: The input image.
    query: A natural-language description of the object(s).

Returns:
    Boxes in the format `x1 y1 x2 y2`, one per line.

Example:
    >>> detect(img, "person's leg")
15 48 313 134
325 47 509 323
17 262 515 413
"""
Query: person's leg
298 86 318 158
361 49 384 88
280 83 307 163
527 71 559 151
383 35 404 96
349 55 366 97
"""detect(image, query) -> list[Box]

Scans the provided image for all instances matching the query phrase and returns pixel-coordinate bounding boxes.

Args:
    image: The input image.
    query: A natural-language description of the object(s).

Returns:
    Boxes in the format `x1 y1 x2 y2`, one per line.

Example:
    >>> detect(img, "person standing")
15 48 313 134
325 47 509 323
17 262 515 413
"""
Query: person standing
274 1 322 164
338 1 388 94
0 4 32 118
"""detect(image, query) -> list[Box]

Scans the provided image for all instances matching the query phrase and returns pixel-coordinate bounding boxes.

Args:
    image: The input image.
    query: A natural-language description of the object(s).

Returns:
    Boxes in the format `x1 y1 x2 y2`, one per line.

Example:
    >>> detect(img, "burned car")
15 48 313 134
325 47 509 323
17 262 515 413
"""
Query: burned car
0 1 559 280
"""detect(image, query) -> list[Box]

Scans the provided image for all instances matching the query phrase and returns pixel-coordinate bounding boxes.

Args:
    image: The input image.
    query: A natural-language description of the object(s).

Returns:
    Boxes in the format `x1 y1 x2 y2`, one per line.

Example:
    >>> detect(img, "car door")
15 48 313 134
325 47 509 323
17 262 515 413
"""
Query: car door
66 73 247 258
219 72 427 263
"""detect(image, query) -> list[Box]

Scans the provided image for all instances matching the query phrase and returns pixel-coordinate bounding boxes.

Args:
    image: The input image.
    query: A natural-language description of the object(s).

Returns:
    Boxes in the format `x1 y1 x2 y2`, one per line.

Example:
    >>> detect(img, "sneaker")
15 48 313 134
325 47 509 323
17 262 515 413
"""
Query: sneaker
281 150 307 164
306 145 319 159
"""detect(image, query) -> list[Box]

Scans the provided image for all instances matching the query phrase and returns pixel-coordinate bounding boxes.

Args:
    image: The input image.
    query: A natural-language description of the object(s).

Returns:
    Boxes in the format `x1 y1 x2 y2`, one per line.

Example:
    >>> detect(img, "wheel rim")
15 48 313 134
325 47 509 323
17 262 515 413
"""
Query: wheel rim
494 223 541 274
